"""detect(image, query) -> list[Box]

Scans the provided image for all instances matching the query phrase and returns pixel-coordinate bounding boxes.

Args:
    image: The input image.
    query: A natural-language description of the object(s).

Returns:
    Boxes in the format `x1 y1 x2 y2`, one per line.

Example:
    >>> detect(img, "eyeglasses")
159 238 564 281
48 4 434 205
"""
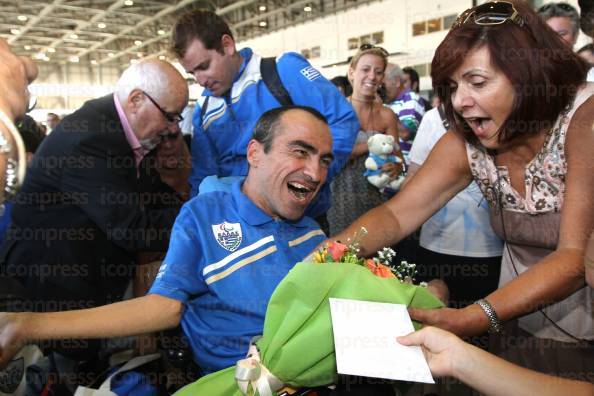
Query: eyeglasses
358 43 389 57
142 91 184 124
27 96 37 113
452 1 524 30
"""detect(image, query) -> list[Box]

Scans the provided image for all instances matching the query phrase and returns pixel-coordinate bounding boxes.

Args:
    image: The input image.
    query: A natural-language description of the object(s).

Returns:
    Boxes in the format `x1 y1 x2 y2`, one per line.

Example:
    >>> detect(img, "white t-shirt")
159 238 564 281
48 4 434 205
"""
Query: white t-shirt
409 107 503 257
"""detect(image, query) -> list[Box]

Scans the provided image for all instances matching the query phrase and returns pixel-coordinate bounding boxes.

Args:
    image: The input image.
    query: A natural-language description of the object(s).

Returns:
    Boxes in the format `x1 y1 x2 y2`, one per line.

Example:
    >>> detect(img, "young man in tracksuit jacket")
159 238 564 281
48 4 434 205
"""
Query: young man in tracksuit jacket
171 10 359 227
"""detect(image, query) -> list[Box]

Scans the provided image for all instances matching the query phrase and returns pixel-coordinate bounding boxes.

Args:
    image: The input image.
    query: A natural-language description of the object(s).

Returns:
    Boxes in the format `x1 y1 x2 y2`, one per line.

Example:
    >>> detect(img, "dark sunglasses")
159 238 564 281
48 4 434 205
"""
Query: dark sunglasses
142 91 184 124
358 43 389 57
452 1 524 30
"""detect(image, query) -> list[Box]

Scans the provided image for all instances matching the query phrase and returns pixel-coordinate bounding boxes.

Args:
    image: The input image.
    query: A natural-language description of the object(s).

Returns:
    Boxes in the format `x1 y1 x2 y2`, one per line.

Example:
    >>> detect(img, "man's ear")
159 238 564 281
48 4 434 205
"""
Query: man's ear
246 139 263 168
127 89 144 113
221 34 236 56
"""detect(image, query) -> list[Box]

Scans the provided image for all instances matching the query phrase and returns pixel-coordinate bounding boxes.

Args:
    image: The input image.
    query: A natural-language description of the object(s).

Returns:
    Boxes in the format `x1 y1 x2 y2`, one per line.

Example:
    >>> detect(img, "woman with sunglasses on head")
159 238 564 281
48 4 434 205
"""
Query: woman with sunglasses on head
332 0 594 378
327 45 404 235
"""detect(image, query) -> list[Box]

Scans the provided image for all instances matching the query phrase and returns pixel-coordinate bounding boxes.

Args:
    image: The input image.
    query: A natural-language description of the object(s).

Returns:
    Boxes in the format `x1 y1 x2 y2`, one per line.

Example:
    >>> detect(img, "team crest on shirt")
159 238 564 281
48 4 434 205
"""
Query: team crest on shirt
212 222 242 252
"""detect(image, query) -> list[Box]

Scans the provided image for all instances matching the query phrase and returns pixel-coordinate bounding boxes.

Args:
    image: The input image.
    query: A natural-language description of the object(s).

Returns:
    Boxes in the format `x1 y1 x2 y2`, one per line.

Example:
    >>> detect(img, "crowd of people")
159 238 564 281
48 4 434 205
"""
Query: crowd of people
0 1 593 395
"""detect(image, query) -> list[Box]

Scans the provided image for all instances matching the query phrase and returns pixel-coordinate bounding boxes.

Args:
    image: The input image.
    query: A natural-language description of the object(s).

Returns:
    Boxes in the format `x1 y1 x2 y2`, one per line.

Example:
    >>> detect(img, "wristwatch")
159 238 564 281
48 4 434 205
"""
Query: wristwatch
475 298 503 334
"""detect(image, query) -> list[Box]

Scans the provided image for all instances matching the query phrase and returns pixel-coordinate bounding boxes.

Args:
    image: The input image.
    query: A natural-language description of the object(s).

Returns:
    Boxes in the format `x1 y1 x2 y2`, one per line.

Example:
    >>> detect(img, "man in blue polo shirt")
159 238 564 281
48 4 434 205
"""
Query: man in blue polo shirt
0 106 332 374
170 10 358 228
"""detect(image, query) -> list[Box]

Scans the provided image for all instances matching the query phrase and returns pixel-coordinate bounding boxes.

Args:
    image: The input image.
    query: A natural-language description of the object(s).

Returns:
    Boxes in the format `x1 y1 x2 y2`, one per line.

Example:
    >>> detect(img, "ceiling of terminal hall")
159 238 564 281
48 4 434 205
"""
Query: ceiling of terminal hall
1 0 374 68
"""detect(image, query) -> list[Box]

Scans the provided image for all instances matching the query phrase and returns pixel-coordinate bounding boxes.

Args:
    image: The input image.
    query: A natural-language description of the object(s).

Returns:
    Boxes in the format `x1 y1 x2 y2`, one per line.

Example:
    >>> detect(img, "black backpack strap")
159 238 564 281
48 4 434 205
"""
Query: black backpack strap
198 96 210 126
437 103 450 130
260 57 293 106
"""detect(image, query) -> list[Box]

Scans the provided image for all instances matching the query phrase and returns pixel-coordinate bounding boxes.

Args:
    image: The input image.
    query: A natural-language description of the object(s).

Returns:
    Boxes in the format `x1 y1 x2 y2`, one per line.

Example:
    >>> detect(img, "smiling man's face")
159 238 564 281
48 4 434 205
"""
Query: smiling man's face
245 109 334 221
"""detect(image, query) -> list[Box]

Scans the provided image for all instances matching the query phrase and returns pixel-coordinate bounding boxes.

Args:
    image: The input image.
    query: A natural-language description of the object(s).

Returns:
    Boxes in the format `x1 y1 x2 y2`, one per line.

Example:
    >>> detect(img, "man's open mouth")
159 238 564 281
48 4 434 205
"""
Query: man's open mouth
287 181 316 202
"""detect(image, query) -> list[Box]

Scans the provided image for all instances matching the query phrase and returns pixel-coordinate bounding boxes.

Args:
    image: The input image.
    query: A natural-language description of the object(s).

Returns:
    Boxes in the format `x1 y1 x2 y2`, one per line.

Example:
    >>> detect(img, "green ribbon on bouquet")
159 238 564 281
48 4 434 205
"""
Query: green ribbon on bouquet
175 261 443 396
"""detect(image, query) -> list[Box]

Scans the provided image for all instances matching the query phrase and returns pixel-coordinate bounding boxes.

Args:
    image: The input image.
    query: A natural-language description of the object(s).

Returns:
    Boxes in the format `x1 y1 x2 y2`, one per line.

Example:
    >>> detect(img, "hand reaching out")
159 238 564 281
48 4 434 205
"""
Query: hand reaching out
397 326 467 378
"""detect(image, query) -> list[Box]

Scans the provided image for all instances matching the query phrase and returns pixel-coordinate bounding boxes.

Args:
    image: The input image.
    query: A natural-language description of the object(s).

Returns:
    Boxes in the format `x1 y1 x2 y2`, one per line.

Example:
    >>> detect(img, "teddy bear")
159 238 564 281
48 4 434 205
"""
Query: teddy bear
363 134 405 193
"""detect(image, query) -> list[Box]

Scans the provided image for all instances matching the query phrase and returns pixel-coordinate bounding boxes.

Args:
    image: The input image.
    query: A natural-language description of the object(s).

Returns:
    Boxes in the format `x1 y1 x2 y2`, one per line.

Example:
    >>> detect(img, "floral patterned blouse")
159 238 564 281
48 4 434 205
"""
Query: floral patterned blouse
466 107 571 215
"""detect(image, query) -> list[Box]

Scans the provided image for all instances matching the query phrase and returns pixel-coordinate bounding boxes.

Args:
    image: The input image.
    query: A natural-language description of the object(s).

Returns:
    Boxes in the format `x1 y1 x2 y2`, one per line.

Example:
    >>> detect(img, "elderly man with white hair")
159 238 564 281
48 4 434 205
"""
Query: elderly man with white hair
0 60 188 363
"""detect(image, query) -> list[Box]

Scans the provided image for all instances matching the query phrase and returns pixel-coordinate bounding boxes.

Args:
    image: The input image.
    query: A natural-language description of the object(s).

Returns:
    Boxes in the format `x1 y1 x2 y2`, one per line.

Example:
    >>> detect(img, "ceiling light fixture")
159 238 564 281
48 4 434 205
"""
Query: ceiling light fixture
158 55 166 60
259 21 267 27
124 0 134 5
69 56 79 63
70 33 79 39
259 5 266 11
24 45 31 50
47 47 56 53
134 40 142 46
157 29 166 35
98 23 106 29
91 60 98 65
17 15 28 22
10 29 20 35
108 52 115 57
304 5 312 12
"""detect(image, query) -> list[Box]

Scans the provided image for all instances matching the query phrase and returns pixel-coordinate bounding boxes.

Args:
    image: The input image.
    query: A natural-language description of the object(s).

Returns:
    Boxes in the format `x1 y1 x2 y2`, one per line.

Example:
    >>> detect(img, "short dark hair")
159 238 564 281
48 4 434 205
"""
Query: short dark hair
16 115 43 153
580 0 594 38
402 66 420 93
252 106 328 153
171 10 234 58
432 0 589 146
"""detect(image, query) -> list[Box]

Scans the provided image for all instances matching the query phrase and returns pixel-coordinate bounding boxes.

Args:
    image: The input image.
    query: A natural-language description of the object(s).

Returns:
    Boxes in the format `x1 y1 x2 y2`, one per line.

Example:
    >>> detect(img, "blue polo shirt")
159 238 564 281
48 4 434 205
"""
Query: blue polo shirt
149 181 326 373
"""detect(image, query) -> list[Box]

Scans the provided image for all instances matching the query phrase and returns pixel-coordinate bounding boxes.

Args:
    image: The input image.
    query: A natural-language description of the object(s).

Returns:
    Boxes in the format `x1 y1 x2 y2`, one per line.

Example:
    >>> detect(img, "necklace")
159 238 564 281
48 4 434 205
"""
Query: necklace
349 95 374 104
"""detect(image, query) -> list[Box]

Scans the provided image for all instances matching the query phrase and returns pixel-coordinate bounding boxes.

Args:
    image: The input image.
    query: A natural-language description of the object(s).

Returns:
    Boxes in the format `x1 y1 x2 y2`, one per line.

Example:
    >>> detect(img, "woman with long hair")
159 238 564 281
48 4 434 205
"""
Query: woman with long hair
327 45 403 235
333 0 594 378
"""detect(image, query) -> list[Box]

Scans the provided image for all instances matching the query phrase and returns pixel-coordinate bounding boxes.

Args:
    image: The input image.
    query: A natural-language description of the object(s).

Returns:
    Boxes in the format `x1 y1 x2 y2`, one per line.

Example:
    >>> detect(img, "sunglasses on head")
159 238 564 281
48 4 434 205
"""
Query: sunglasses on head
452 1 524 30
358 43 389 57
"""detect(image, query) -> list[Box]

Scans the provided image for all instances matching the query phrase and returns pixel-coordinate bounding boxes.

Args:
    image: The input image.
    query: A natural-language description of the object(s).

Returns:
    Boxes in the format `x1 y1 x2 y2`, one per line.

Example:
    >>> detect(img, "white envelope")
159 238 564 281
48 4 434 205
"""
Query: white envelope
329 298 434 384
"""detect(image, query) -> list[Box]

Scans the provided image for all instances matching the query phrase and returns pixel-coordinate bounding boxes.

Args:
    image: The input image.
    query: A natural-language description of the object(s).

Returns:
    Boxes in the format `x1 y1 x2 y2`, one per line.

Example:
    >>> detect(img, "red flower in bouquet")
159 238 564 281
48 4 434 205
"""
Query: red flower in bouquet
327 242 348 261
365 259 396 279
313 227 419 283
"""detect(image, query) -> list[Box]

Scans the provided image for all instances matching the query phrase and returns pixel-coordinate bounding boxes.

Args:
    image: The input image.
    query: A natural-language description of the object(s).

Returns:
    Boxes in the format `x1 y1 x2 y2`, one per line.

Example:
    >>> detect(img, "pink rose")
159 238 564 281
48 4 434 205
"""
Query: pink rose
327 242 348 261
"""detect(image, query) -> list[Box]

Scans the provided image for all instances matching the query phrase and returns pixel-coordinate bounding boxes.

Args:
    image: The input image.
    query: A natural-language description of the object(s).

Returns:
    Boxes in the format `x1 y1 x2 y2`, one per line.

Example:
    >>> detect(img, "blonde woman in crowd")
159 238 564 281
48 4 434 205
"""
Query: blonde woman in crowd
327 44 404 235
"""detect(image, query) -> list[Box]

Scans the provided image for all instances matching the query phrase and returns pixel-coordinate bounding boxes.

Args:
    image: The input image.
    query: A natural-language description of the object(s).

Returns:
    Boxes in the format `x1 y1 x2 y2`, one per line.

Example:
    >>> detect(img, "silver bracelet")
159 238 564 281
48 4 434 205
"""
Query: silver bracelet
475 298 503 334
0 108 26 200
